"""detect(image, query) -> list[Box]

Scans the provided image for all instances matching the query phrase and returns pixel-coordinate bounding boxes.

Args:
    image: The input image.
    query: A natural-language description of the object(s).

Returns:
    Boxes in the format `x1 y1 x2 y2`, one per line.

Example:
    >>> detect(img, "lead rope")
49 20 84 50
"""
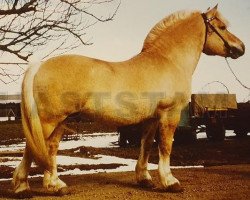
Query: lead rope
224 58 250 91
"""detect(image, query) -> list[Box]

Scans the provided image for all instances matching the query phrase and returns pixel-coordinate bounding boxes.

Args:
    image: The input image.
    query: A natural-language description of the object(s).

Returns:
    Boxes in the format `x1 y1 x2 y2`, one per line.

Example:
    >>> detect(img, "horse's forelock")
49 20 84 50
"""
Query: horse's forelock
215 11 230 27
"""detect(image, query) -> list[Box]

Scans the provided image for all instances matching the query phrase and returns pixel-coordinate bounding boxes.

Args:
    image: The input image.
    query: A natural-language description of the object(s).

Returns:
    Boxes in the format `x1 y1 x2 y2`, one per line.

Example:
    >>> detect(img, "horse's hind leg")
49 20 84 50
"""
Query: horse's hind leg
136 120 158 188
43 124 67 193
12 145 33 195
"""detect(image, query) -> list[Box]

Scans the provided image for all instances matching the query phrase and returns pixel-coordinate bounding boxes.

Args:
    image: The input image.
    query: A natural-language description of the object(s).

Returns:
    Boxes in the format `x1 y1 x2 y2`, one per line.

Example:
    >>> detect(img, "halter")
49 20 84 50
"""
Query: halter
201 13 232 52
202 13 250 91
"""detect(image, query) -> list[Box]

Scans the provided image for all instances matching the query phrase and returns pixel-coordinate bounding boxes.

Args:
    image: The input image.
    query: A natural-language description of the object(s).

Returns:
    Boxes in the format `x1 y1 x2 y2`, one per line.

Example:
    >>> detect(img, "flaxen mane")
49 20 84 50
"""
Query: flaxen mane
142 10 198 50
142 10 229 51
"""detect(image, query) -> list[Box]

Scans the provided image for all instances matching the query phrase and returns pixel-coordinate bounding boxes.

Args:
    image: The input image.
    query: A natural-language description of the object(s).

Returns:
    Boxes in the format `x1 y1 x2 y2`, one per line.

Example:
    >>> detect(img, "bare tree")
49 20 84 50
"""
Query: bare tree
0 62 25 84
0 0 120 84
0 0 120 61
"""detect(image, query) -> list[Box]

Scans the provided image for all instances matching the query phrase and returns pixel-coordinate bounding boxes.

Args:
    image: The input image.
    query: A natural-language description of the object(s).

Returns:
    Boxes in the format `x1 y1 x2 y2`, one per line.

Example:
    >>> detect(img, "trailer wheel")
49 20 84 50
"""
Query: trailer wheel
118 132 128 147
206 120 225 141
234 129 248 137
117 125 142 147
174 128 197 144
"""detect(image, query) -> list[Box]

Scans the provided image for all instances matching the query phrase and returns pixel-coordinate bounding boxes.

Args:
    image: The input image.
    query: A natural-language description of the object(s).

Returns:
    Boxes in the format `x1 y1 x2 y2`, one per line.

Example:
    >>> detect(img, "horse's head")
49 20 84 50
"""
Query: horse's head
202 5 245 59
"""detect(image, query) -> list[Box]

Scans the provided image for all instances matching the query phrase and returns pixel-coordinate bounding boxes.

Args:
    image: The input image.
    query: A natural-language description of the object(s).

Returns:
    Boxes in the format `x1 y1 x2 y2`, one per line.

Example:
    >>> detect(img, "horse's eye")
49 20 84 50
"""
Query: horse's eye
220 26 226 30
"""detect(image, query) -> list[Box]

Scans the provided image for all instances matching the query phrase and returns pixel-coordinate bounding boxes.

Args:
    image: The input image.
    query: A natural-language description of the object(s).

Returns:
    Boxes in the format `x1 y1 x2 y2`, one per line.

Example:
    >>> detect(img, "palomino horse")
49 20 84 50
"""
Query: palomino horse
13 5 244 196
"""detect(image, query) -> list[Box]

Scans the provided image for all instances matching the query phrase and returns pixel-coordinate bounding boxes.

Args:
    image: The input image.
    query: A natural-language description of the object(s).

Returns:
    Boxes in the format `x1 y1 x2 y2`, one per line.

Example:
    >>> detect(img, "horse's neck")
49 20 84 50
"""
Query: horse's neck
142 12 205 76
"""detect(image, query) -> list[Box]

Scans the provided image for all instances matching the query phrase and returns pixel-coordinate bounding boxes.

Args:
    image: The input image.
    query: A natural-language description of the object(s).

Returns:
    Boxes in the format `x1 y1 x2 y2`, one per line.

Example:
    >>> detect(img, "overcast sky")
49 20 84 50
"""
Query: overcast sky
1 0 250 101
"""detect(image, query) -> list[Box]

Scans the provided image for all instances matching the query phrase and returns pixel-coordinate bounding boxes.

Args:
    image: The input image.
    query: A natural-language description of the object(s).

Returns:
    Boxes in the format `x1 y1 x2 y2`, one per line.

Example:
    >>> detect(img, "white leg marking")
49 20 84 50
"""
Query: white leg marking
12 147 32 193
158 154 179 187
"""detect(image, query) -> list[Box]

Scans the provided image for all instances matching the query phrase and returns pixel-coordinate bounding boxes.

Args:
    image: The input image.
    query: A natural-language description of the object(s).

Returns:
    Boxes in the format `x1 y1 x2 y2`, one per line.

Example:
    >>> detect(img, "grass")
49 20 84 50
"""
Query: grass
0 121 24 142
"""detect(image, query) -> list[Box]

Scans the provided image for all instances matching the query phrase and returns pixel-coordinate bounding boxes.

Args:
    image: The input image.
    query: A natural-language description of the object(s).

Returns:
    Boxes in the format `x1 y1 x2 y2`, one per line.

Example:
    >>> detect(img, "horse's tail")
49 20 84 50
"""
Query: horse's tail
21 61 51 169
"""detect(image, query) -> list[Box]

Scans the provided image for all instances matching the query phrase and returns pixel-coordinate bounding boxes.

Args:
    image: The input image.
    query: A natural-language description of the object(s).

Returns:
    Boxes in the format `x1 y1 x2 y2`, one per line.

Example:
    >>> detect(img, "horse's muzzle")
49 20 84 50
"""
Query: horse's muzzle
229 43 245 59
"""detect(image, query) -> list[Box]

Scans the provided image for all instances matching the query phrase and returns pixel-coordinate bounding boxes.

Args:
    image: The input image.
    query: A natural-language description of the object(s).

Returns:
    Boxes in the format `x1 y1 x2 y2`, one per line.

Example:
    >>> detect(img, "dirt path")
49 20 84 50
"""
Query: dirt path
0 164 249 200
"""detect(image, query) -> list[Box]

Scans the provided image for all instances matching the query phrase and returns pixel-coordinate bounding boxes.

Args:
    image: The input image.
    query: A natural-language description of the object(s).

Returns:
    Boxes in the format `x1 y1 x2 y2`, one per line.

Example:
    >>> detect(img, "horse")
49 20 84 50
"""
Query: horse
12 5 244 196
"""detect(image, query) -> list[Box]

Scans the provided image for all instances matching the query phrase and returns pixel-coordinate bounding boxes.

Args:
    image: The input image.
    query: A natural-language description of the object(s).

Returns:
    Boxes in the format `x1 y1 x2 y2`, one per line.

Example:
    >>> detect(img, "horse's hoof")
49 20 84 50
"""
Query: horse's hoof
165 183 184 193
55 187 70 196
15 190 33 199
138 179 155 189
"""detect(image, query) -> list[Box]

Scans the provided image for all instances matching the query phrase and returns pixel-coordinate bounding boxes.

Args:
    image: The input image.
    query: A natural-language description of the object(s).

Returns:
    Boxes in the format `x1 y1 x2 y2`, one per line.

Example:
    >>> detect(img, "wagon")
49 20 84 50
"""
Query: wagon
190 93 237 141
227 101 250 137
118 93 250 146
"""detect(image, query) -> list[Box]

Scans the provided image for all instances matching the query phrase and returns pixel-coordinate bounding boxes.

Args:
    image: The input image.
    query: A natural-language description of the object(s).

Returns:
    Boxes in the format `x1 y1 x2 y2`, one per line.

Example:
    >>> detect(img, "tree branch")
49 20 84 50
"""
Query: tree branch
0 0 121 63
0 63 25 84
0 0 37 15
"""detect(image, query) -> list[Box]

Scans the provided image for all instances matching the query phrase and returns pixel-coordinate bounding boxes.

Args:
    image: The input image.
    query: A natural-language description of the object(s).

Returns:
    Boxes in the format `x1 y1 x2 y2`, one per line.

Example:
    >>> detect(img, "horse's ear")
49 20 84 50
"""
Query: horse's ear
206 4 218 18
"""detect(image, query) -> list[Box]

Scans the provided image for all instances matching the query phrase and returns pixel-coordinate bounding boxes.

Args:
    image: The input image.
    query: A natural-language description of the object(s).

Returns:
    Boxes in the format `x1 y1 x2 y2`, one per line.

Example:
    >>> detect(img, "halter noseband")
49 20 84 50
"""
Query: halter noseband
201 13 231 51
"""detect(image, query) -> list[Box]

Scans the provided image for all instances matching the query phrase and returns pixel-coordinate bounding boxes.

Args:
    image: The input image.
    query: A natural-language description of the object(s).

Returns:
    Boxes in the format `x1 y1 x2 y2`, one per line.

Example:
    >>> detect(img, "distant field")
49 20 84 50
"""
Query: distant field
0 121 24 143
0 120 116 145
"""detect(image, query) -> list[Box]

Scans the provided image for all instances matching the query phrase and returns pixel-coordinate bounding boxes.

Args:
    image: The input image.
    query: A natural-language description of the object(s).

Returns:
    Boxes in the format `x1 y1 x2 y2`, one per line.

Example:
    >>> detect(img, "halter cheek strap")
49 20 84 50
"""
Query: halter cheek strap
201 13 231 51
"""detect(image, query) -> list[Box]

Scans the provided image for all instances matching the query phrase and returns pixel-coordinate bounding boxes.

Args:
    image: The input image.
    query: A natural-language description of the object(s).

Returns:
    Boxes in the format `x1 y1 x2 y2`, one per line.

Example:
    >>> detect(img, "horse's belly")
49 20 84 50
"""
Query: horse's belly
82 95 159 125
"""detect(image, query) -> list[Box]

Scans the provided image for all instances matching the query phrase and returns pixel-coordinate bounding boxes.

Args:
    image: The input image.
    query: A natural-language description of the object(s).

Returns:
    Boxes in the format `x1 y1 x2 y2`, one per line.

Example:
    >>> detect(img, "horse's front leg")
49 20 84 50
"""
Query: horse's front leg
158 113 183 192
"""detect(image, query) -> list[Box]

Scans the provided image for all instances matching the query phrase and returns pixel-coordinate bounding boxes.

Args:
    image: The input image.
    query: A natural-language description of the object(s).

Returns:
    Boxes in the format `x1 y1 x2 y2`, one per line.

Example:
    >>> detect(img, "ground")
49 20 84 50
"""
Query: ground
0 165 249 200
0 121 249 199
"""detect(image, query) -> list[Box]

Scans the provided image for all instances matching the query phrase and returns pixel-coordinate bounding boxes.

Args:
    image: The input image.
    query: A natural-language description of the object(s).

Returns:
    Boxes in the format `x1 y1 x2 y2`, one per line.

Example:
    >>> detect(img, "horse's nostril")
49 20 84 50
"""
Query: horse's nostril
229 45 245 59
241 43 245 54
231 45 245 56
